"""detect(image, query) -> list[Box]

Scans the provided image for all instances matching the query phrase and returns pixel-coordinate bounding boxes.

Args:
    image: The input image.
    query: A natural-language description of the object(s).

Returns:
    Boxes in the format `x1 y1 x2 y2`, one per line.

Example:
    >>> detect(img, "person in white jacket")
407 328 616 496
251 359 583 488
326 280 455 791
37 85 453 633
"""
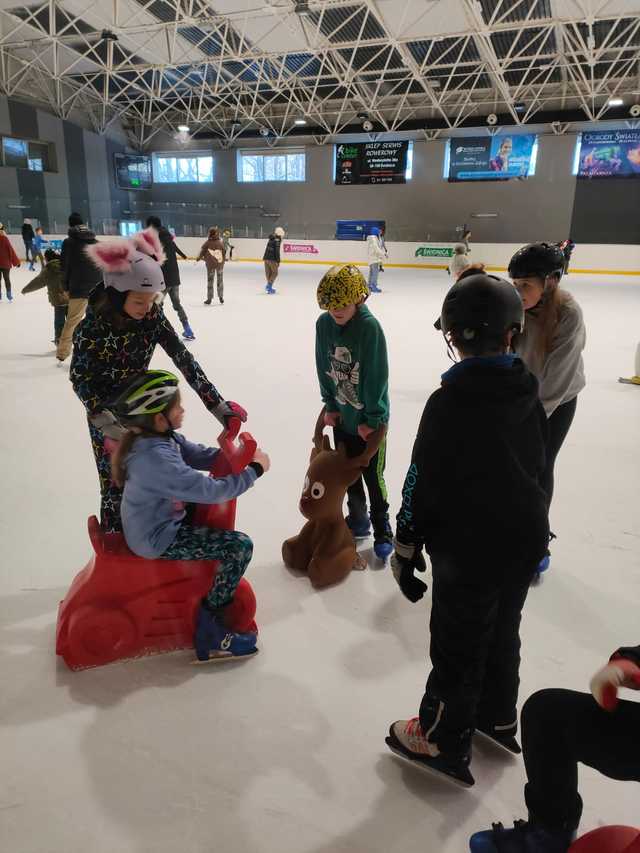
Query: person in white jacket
508 242 586 574
367 227 386 293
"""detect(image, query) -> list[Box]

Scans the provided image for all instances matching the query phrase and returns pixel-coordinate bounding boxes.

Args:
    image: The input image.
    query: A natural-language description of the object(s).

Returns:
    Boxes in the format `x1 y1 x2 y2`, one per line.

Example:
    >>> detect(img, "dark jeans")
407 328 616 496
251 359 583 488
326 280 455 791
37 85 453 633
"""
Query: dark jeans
166 285 189 328
0 268 11 297
23 240 34 263
333 425 389 532
523 688 640 831
542 397 577 507
419 554 536 756
54 305 68 343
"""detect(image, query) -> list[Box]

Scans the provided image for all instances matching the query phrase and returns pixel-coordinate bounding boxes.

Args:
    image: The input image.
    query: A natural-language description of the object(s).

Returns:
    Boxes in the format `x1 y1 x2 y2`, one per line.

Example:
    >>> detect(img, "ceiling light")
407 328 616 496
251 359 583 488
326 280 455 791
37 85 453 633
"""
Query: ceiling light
294 118 307 126
608 98 623 107
177 124 190 133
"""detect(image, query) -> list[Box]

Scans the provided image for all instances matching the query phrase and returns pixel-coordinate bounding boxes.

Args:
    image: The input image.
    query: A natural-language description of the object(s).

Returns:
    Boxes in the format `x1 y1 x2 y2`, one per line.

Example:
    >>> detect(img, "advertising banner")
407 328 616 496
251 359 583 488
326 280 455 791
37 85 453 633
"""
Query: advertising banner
448 134 537 181
415 246 453 258
283 242 319 255
577 130 640 178
335 142 408 185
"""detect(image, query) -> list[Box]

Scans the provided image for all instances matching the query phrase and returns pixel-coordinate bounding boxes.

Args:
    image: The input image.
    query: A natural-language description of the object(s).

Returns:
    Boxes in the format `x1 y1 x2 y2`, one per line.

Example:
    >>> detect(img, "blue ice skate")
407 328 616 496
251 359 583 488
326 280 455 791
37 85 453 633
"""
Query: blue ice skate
469 819 574 852
346 515 371 539
193 604 258 663
182 325 195 341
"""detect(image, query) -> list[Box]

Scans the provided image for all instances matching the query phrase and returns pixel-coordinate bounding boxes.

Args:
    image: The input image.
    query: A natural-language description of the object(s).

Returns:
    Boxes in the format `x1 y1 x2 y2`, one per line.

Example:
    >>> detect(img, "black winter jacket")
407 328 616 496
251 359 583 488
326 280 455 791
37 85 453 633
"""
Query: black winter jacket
263 234 281 263
396 355 549 565
22 223 35 243
157 226 186 288
69 302 223 418
60 225 102 298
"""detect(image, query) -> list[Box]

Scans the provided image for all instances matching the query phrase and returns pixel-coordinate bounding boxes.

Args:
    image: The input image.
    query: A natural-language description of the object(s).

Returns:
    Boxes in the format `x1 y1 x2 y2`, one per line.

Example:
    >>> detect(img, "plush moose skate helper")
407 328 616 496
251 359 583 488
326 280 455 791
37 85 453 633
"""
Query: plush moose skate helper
282 408 385 588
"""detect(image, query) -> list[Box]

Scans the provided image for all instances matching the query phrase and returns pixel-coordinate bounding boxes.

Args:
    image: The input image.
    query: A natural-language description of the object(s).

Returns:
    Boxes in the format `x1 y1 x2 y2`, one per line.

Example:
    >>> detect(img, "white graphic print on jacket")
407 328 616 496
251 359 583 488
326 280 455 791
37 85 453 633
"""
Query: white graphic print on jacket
326 346 364 410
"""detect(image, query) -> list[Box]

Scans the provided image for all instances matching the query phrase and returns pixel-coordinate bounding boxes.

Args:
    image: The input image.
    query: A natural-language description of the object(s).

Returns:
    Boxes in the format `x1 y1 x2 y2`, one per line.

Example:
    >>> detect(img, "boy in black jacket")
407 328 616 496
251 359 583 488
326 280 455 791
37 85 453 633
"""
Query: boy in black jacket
386 272 549 788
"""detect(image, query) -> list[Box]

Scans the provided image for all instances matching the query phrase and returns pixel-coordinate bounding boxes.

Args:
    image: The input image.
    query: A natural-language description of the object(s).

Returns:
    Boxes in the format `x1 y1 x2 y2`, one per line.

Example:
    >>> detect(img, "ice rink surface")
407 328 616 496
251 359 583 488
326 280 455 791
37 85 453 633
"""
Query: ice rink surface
1 260 639 853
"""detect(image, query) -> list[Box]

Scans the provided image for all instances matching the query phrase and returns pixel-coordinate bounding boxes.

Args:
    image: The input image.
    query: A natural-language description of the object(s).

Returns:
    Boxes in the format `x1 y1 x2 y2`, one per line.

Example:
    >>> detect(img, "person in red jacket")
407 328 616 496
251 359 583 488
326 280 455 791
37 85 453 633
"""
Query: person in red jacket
470 645 640 852
0 224 21 301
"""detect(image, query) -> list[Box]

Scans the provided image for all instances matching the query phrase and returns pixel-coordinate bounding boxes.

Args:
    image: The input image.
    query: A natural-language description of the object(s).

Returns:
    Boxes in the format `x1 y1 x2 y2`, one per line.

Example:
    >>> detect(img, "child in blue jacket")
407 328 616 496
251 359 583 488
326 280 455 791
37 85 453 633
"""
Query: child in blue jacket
110 369 270 662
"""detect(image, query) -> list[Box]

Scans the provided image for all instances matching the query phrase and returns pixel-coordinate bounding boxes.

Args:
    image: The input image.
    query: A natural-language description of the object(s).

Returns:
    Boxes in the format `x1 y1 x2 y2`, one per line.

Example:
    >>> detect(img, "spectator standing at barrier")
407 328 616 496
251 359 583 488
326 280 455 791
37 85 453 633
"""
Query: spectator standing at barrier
146 216 194 341
56 212 102 364
0 223 21 301
197 226 226 306
263 226 284 295
22 218 36 270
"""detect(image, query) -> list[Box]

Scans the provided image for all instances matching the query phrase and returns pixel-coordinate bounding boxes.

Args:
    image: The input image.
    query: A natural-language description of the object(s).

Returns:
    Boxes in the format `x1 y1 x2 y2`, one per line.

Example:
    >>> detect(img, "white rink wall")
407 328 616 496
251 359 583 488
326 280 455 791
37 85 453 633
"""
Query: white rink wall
9 234 640 276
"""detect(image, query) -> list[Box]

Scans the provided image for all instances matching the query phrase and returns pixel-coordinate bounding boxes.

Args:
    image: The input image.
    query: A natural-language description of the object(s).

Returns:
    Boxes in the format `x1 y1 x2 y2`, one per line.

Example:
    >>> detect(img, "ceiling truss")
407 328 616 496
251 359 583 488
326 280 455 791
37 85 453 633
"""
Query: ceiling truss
0 0 639 148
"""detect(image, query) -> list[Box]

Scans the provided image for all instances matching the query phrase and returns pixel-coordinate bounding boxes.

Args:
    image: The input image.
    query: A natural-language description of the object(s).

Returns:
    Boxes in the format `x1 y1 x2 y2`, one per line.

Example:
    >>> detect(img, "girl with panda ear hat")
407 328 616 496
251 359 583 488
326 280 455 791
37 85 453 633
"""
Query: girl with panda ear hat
69 228 248 534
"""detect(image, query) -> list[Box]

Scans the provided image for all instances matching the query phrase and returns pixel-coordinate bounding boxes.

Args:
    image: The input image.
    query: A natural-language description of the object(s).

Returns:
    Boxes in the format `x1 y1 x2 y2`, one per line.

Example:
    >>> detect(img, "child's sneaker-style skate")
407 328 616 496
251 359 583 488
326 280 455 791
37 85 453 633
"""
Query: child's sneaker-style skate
386 717 475 788
619 375 640 385
193 603 258 664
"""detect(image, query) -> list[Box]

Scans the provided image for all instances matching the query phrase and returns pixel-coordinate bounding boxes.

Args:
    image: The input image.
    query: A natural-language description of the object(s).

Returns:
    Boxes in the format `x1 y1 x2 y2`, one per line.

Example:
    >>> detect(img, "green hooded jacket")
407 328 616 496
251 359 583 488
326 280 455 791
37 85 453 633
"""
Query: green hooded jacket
315 304 389 435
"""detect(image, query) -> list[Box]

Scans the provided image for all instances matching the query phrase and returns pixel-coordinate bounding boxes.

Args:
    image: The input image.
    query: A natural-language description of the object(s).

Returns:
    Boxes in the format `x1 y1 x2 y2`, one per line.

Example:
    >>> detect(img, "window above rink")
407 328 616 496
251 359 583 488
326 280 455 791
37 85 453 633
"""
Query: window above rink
152 151 215 184
236 148 306 183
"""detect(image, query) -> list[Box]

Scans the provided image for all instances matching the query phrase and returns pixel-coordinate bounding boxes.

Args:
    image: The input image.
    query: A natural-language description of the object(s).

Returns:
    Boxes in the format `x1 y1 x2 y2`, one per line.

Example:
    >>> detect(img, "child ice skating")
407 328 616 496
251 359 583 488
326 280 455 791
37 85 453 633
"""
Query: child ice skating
32 227 48 269
366 227 386 292
263 226 284 294
449 243 471 280
315 264 392 559
0 224 21 300
110 370 269 662
70 228 247 535
146 216 194 340
198 227 226 304
222 228 235 261
508 242 586 573
21 249 68 344
386 273 549 787
470 644 640 852
21 218 35 269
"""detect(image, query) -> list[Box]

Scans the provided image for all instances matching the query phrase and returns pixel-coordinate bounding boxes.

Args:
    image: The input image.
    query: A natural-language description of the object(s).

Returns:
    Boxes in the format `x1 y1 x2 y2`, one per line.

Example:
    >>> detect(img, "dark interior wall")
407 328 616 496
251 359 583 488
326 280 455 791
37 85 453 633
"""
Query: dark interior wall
140 133 578 243
570 178 640 244
0 95 131 233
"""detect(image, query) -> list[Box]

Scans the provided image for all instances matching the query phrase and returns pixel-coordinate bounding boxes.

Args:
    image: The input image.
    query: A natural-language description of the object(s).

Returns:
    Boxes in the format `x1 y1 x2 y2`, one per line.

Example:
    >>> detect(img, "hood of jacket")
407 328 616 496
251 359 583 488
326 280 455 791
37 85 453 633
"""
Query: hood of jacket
441 354 540 427
68 224 97 242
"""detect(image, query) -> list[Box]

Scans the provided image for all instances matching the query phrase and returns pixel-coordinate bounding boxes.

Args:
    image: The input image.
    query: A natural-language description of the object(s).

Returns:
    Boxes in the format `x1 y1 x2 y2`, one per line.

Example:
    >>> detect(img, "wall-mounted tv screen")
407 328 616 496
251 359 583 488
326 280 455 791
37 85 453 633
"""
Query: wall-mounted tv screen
446 133 538 181
575 130 640 178
114 153 153 190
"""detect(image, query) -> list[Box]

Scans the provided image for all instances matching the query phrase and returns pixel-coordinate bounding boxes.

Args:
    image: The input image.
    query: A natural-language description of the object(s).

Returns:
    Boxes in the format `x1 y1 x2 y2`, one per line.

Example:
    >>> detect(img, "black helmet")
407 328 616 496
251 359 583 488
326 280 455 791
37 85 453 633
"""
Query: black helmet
508 242 565 281
439 273 524 340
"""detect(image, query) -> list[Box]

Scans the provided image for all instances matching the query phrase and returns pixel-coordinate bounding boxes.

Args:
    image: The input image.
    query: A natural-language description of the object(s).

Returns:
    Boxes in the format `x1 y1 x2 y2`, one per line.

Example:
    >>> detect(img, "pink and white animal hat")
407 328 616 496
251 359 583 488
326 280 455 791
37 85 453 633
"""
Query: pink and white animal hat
85 229 166 294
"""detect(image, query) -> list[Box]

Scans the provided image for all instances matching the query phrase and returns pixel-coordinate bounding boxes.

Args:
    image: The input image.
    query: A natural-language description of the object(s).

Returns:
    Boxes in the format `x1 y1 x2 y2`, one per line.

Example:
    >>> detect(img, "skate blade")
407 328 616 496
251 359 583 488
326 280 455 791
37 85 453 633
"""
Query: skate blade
385 739 474 788
474 729 521 756
191 648 258 665
618 377 640 385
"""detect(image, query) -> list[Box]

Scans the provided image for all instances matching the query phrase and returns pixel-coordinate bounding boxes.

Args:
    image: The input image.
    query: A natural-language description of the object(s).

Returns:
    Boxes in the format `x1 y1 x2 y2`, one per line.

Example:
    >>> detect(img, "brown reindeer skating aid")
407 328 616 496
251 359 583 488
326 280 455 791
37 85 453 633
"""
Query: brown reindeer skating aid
282 409 386 589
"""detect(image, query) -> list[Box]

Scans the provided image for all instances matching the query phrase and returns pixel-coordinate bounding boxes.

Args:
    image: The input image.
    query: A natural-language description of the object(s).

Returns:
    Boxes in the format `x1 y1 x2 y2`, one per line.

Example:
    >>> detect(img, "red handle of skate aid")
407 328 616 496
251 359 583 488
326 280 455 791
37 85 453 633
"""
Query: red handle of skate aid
569 825 640 852
214 417 257 476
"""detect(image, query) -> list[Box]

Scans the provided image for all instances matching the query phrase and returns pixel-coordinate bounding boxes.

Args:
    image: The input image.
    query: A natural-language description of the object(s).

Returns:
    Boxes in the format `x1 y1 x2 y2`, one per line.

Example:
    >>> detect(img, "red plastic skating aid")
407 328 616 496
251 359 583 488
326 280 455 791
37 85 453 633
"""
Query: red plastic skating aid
56 419 258 670
570 826 640 853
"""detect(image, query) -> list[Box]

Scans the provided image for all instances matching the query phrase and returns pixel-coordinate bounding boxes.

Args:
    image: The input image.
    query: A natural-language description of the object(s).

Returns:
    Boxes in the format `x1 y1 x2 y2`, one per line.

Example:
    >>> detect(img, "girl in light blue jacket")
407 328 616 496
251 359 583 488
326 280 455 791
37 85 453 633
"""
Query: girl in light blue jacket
110 369 270 662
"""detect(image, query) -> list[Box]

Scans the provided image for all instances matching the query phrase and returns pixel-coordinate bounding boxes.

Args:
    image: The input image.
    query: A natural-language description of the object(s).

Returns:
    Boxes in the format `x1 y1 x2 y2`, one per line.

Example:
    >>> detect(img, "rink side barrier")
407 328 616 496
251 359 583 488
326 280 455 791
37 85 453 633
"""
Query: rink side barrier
10 235 640 276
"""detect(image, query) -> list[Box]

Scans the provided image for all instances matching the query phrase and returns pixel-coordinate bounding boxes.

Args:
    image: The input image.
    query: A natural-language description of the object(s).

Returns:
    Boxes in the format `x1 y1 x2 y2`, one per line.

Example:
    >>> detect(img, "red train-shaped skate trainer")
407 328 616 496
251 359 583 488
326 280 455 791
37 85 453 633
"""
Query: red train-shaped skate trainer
56 419 258 671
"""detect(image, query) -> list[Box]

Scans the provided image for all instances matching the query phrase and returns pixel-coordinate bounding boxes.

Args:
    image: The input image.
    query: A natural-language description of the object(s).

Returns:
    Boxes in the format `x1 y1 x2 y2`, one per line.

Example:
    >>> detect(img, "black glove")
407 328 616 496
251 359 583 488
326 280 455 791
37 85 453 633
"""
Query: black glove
391 538 428 603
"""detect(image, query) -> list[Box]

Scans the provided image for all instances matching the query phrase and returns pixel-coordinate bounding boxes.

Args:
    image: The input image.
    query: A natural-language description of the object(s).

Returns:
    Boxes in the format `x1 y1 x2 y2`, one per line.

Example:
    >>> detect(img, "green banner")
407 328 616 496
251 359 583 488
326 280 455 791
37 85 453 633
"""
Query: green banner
415 246 453 258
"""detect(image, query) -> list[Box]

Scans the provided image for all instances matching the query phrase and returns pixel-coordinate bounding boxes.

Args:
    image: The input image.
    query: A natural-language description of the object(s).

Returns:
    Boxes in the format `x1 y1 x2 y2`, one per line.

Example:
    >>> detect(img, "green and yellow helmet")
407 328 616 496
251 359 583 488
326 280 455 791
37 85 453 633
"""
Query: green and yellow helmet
111 370 179 427
317 264 369 310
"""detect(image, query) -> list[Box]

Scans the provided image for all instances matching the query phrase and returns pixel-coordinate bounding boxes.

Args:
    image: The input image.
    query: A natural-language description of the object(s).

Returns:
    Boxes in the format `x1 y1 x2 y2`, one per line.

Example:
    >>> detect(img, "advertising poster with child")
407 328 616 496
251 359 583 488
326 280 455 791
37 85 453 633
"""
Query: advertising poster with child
577 130 640 178
448 134 537 181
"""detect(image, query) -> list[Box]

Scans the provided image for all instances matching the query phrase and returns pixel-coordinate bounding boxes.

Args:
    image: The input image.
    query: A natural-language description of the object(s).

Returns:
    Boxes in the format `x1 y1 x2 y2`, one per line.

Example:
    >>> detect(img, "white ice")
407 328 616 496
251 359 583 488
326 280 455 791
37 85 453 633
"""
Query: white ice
1 261 639 853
